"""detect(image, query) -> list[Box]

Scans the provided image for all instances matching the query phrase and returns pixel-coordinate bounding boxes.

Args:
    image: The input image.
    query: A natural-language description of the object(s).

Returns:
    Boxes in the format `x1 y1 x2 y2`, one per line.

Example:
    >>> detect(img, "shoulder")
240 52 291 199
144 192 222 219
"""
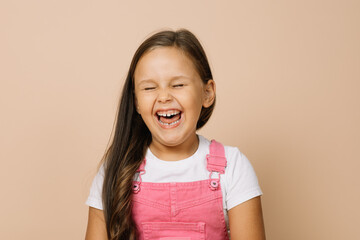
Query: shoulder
220 142 263 210
223 145 257 183
224 145 243 161
200 136 262 209
94 163 105 181
223 145 248 171
198 135 253 176
198 135 245 165
85 164 105 210
215 140 256 180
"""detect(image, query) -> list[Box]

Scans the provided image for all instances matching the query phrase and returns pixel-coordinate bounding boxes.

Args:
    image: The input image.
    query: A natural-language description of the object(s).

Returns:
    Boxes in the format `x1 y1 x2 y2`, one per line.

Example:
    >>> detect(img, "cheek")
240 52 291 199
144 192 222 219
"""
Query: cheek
136 94 153 113
190 88 204 105
179 92 203 113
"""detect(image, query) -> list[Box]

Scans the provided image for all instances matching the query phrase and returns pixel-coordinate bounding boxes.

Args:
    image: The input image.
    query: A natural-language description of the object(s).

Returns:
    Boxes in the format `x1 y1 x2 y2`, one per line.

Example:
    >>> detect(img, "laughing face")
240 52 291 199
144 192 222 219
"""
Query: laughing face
134 47 215 155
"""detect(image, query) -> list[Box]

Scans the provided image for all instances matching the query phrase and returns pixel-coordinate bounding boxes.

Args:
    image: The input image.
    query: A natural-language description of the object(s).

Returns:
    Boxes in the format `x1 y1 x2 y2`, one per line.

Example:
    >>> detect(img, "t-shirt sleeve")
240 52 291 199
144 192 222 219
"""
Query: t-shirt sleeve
85 164 104 210
224 147 263 210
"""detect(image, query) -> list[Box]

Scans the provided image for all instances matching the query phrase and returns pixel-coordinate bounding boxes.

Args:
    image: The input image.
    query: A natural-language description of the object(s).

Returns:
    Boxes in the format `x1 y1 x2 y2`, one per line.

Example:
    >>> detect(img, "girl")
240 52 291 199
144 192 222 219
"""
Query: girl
85 29 266 240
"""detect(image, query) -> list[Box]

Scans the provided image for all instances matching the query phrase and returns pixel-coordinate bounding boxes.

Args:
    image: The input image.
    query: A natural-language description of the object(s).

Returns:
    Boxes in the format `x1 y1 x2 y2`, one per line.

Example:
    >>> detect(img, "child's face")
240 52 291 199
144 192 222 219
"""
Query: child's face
134 47 215 149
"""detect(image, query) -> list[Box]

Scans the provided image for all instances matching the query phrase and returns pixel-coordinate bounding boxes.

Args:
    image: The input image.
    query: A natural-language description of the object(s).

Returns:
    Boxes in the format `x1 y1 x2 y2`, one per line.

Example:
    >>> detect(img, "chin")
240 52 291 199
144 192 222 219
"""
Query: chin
154 131 197 148
151 132 181 145
159 137 183 147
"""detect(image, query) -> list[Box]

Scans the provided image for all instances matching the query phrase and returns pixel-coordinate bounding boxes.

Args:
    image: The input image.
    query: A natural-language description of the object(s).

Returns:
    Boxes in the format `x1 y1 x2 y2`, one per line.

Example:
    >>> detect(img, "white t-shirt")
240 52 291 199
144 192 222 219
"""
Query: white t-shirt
86 135 263 229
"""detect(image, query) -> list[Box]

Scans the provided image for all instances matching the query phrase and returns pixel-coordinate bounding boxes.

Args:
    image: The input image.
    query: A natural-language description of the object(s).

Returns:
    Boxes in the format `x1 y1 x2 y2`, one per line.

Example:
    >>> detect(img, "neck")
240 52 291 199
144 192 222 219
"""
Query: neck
149 134 199 161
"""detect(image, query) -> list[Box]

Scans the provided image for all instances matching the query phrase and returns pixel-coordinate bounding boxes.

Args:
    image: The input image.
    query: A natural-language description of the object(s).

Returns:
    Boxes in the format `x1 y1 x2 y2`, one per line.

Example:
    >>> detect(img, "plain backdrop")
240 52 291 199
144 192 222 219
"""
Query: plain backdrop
1 0 359 239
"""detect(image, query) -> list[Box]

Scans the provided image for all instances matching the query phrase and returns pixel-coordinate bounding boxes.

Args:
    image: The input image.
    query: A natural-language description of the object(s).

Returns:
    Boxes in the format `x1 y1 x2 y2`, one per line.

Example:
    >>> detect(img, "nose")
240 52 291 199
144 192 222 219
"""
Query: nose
157 88 173 103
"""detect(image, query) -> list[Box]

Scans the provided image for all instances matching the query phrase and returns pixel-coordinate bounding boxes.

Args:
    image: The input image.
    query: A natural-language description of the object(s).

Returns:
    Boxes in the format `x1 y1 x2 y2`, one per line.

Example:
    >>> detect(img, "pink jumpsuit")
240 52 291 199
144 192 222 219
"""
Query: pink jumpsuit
132 140 230 240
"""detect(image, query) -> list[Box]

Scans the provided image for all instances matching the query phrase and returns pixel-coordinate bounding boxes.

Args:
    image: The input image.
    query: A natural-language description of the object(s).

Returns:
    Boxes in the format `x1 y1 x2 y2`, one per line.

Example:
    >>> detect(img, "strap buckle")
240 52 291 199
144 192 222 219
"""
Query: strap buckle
206 154 227 174
208 171 221 190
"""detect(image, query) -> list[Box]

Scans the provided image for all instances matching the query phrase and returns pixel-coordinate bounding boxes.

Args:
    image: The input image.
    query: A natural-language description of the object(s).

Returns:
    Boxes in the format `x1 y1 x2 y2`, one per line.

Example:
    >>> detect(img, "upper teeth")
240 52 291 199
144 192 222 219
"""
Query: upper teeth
157 111 180 117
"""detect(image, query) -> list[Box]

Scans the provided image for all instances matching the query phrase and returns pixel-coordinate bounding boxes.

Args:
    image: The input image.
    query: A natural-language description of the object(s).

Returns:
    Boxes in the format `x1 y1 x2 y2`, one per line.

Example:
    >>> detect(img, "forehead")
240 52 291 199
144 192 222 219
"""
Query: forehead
134 47 199 82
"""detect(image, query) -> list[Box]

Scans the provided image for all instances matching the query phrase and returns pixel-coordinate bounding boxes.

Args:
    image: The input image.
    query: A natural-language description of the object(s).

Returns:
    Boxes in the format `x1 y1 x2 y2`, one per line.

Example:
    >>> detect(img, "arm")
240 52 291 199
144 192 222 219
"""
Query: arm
228 196 266 240
85 207 108 240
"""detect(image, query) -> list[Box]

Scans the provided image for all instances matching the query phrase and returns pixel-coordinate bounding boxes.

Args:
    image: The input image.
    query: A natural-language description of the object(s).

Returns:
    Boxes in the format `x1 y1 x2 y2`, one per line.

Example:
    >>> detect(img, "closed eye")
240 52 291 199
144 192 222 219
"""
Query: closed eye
144 87 156 91
173 84 184 88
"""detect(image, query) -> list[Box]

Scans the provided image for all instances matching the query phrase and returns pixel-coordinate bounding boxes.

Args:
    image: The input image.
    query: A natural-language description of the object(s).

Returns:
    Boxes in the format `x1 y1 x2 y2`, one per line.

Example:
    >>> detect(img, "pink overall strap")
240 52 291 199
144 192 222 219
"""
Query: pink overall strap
206 140 227 174
133 159 146 193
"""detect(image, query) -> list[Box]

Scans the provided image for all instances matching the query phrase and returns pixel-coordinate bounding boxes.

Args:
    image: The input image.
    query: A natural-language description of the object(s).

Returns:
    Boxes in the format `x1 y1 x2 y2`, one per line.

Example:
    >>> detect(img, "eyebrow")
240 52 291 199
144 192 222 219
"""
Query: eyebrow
137 75 190 84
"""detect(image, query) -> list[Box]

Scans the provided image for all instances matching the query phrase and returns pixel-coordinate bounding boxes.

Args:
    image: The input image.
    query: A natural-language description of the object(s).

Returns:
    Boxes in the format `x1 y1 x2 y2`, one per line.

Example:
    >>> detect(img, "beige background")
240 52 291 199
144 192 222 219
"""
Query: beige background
1 0 359 239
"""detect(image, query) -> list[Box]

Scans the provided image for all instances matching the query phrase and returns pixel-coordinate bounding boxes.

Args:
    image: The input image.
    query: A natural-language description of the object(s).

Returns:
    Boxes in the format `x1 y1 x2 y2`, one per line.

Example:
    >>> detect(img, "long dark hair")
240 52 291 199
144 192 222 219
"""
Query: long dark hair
102 29 215 239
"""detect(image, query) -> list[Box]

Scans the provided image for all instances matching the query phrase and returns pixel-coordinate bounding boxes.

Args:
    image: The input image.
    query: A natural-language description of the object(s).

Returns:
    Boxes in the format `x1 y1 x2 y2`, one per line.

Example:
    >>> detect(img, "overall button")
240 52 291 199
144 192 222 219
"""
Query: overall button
133 183 140 193
209 180 219 190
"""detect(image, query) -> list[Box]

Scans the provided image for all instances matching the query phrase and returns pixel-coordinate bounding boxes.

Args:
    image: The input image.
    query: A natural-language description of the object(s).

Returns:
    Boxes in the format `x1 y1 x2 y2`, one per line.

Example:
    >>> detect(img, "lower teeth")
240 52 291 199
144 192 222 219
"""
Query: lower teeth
159 119 180 126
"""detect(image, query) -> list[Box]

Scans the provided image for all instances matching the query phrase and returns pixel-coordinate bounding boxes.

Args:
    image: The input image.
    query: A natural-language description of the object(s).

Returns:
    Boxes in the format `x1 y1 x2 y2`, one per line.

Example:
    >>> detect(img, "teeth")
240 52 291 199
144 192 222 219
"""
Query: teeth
157 110 180 117
159 119 180 126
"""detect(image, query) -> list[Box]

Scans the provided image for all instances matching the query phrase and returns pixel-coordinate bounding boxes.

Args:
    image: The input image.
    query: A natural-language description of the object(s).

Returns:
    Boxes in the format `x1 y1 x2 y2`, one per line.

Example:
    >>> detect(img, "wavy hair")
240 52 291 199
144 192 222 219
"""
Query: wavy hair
102 29 215 239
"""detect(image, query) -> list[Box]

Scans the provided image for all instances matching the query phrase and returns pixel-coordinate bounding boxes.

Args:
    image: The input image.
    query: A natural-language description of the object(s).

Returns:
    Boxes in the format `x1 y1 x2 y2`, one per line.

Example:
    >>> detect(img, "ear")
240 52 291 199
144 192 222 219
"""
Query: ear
202 80 216 108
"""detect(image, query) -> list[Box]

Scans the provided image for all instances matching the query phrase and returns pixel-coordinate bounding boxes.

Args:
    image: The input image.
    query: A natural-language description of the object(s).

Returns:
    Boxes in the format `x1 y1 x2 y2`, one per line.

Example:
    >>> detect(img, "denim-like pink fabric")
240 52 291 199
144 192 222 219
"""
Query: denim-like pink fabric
132 140 229 240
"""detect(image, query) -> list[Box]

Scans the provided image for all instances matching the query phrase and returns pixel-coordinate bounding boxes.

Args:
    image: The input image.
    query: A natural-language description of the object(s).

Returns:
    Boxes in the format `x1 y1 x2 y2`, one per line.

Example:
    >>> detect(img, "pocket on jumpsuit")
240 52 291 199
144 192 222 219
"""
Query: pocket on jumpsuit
142 222 205 240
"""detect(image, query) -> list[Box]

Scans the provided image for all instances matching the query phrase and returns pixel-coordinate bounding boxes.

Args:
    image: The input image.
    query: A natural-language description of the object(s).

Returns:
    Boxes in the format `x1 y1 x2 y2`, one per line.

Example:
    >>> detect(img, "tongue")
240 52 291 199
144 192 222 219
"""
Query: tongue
159 114 181 124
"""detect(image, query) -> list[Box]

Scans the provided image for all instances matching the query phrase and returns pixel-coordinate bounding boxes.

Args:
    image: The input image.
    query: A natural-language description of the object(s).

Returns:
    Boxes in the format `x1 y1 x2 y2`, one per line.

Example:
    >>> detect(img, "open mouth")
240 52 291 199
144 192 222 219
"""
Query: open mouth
156 110 182 126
